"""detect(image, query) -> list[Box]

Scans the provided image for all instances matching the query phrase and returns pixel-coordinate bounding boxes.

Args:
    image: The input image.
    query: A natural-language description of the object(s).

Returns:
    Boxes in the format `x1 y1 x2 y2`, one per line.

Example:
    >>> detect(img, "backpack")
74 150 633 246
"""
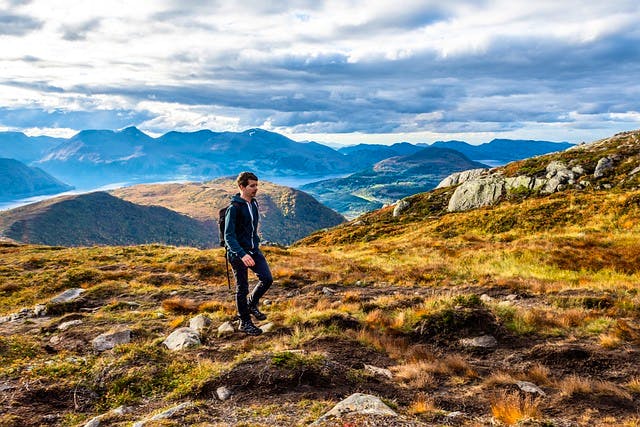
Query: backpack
218 201 241 247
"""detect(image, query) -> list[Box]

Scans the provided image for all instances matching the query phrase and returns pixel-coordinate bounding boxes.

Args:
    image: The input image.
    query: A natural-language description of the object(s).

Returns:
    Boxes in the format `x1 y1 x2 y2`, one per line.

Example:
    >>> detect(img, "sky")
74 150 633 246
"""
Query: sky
1 1 640 146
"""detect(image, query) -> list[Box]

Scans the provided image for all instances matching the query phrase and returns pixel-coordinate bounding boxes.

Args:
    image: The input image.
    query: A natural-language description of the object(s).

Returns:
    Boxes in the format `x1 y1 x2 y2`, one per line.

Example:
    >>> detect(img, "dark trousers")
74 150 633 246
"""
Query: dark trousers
229 250 273 320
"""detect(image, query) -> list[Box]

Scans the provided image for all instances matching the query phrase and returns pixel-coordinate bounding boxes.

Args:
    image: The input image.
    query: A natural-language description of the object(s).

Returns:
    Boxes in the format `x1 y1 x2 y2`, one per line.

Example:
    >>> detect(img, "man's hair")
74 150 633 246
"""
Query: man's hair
236 171 259 187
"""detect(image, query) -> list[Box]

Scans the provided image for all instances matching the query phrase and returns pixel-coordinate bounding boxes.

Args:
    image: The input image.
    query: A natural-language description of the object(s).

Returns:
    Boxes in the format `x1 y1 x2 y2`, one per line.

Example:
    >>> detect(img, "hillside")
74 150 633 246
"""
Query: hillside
0 132 64 163
0 192 213 247
302 147 487 218
111 177 345 245
1 130 640 426
0 158 73 201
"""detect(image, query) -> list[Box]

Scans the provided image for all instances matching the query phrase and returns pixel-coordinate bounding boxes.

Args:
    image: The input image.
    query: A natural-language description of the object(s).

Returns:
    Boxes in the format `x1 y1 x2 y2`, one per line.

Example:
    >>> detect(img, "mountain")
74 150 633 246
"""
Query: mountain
430 138 573 164
302 147 488 218
33 127 355 188
111 177 345 245
337 142 424 169
0 158 73 201
0 191 213 247
0 132 65 163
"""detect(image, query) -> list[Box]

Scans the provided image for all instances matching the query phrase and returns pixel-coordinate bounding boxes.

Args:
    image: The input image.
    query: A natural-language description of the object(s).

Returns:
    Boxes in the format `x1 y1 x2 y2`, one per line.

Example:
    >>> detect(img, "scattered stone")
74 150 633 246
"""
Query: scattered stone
189 314 212 334
92 329 132 352
49 335 62 345
392 198 410 217
446 411 464 419
50 288 85 303
260 322 275 333
58 319 83 331
312 393 397 425
516 381 547 396
594 156 616 178
322 287 336 295
33 304 48 317
163 327 201 350
132 402 193 427
459 334 498 349
218 321 235 337
364 364 393 379
0 315 10 324
216 386 232 401
505 294 518 301
480 294 493 303
9 308 33 321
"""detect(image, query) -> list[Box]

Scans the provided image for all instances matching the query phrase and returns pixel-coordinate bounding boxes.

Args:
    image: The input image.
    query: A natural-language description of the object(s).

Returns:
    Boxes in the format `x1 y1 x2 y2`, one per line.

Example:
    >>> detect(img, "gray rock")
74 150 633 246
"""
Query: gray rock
594 156 616 178
163 327 201 350
322 287 337 295
630 166 640 176
189 314 211 334
364 364 393 379
480 294 493 303
516 380 546 396
459 334 497 349
218 321 235 337
447 175 505 212
216 386 232 401
392 198 410 217
58 319 83 331
312 393 397 425
92 329 132 352
50 288 85 303
33 304 48 317
133 402 193 427
260 322 275 333
437 168 487 188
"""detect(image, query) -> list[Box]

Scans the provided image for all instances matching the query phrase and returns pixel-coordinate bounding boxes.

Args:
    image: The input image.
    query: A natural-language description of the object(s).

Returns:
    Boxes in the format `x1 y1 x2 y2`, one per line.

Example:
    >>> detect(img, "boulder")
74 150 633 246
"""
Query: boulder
392 198 410 217
218 321 235 337
516 380 546 396
260 322 275 333
447 175 505 212
459 334 497 349
50 288 85 303
163 327 201 350
92 329 132 352
437 168 487 188
364 364 393 379
189 314 212 334
33 304 48 317
216 386 232 401
594 156 617 178
312 393 397 425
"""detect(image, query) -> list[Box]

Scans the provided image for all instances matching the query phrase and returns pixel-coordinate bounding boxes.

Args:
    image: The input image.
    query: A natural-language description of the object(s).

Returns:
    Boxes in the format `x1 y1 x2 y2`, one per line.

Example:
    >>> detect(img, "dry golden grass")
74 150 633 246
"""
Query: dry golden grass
599 332 624 348
627 377 640 394
526 363 551 386
490 390 541 425
161 297 200 314
356 329 409 359
409 393 437 415
558 375 633 400
391 362 437 389
342 290 362 303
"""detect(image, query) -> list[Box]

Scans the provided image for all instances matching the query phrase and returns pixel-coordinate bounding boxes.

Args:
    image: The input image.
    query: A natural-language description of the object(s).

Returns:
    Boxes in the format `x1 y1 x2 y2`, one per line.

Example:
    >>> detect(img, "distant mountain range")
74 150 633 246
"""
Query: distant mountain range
0 127 573 193
427 139 574 164
0 178 344 247
302 147 488 218
0 158 73 201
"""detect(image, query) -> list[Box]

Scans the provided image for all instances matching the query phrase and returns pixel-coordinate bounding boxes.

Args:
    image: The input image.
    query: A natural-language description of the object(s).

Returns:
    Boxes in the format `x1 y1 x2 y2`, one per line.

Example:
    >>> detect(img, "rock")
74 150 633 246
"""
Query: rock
260 322 275 333
33 304 48 316
480 294 493 303
49 335 62 345
163 327 201 350
459 334 497 349
504 294 518 301
216 386 232 401
189 314 212 334
322 287 336 295
630 166 640 176
364 364 393 379
50 288 85 303
447 175 506 212
516 380 546 396
312 393 397 425
262 299 273 306
58 319 83 331
83 405 131 427
446 411 464 419
437 168 487 188
133 402 193 427
392 198 410 217
594 156 616 178
541 161 579 194
218 321 235 337
92 329 132 352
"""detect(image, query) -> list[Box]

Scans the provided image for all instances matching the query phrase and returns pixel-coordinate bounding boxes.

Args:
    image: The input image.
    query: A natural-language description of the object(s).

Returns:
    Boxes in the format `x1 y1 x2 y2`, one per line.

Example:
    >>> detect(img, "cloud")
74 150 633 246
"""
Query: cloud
0 11 42 35
60 18 101 41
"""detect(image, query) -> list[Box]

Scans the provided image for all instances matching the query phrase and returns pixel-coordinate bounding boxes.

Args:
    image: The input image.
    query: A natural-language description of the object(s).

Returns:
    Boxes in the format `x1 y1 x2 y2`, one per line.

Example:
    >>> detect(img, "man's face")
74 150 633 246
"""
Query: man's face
240 179 258 199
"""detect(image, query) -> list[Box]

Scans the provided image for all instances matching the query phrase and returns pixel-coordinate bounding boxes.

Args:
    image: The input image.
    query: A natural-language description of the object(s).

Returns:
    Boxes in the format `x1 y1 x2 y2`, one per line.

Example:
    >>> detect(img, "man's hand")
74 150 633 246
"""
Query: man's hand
241 254 255 267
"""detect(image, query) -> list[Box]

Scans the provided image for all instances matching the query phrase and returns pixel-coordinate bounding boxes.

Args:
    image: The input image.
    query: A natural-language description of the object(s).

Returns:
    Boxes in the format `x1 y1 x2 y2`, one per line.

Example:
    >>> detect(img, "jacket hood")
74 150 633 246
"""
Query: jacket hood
231 193 251 203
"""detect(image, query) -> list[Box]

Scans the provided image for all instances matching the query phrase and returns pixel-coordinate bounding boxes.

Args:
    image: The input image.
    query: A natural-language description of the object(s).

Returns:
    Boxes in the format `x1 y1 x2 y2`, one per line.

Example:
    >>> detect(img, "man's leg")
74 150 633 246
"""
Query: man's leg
247 250 272 320
230 256 261 335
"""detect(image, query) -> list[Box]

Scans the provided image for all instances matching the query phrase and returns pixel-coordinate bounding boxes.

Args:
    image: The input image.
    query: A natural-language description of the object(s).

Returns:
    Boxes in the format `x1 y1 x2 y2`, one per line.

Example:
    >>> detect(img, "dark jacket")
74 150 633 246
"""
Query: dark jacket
224 194 260 259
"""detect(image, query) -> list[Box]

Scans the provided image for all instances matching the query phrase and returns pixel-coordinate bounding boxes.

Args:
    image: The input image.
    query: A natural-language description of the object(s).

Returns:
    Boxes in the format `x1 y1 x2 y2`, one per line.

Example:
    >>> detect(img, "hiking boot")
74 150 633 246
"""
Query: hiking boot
248 304 267 321
239 318 262 336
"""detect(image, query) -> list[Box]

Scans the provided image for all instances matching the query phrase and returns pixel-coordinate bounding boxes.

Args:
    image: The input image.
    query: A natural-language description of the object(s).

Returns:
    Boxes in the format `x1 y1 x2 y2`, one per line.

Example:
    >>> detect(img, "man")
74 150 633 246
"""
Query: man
224 171 273 336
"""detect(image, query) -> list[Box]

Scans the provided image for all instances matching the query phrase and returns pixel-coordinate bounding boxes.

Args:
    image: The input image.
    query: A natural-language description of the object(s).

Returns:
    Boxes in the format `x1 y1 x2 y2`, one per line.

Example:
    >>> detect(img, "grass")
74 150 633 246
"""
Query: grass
490 391 541 425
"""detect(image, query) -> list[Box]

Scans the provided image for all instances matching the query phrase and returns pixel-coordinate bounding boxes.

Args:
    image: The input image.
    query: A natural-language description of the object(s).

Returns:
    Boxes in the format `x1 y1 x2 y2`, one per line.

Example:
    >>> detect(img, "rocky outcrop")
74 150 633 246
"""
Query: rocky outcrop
92 329 132 351
447 175 506 212
594 155 618 178
437 168 488 188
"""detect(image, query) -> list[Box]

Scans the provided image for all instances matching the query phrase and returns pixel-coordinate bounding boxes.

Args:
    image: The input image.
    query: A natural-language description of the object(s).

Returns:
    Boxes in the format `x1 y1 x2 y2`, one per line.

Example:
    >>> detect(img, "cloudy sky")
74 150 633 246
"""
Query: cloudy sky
1 0 639 145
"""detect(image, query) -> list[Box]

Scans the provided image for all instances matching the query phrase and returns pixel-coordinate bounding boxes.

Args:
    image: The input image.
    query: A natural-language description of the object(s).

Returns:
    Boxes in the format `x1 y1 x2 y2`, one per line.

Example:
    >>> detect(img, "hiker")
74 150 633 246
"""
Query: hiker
224 171 273 336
